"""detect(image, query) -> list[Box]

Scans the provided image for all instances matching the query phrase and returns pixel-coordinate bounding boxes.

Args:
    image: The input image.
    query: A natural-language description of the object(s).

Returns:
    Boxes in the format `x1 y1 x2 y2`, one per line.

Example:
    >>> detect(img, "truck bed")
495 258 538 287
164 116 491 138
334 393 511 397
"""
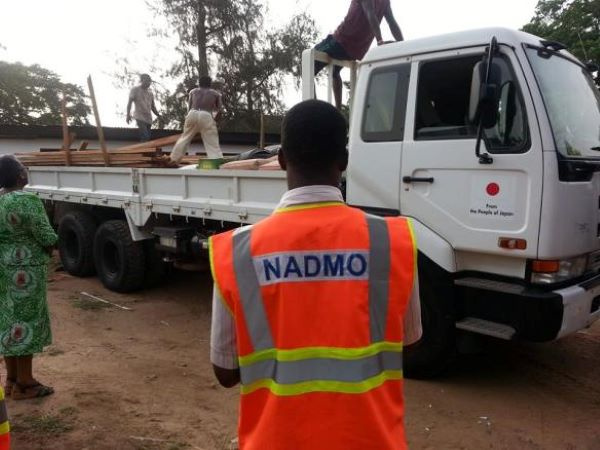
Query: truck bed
25 166 288 227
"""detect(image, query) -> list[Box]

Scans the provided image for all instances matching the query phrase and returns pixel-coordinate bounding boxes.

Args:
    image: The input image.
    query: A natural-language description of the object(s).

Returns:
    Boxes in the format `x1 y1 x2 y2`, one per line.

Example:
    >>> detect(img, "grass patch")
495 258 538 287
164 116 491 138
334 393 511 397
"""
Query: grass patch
58 406 78 417
130 439 191 450
167 443 190 450
12 413 73 435
71 297 111 311
46 346 64 357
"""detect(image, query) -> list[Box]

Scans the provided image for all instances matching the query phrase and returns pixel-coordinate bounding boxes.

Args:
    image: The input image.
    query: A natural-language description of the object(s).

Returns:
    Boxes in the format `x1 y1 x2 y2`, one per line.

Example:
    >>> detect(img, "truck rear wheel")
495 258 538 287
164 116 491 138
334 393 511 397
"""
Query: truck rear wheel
94 220 145 293
58 211 97 277
403 254 456 379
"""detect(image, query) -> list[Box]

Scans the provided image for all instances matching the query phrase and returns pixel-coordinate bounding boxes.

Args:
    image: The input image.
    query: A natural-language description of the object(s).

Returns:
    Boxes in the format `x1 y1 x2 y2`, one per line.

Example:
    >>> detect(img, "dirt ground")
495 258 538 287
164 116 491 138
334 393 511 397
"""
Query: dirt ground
4 264 600 450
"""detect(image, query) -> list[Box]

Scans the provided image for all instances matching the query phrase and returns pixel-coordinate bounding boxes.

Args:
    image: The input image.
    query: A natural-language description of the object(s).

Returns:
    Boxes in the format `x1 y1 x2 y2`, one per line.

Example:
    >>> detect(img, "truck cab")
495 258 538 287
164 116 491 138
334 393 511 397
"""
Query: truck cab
312 27 600 375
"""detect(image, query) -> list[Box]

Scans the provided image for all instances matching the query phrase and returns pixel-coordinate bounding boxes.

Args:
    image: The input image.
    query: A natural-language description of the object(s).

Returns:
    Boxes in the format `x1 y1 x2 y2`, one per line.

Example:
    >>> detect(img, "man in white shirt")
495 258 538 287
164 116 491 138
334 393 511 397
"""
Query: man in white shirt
208 100 423 448
126 74 161 142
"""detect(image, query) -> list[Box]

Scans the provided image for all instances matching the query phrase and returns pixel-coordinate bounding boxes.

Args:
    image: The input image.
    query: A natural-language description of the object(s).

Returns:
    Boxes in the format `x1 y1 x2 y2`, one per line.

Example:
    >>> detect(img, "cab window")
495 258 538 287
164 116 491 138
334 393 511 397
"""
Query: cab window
362 64 410 142
415 54 529 153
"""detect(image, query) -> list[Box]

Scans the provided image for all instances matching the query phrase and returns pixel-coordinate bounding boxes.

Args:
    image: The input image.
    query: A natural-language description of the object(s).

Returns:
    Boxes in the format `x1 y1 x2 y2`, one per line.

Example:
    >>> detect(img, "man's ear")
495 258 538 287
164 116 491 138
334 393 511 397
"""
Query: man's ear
278 149 287 171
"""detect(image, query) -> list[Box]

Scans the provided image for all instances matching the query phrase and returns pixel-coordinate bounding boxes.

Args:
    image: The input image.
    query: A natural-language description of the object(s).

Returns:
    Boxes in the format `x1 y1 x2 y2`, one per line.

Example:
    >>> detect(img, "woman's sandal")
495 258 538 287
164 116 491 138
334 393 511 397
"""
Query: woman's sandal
11 382 54 400
3 379 15 397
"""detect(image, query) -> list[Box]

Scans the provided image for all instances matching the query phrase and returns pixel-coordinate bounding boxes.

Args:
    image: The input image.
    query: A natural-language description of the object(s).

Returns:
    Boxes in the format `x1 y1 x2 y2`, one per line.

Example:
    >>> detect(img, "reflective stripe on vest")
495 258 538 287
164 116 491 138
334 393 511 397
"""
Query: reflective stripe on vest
0 388 9 440
232 214 401 396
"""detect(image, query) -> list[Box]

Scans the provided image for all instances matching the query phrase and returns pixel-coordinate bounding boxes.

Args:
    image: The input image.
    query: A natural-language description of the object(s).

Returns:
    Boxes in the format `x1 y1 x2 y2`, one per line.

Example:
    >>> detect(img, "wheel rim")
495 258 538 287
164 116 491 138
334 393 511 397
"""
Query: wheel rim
102 240 120 276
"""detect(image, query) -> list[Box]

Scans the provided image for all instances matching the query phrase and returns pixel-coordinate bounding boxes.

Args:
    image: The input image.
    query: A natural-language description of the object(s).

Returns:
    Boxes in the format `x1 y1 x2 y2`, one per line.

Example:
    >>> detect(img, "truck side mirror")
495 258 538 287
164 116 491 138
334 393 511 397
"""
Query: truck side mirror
469 61 501 129
470 36 501 165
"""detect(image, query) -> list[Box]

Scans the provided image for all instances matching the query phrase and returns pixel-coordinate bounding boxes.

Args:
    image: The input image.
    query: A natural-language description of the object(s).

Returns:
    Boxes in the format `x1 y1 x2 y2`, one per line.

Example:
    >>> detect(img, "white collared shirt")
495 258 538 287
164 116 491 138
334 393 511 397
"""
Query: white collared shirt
210 185 422 369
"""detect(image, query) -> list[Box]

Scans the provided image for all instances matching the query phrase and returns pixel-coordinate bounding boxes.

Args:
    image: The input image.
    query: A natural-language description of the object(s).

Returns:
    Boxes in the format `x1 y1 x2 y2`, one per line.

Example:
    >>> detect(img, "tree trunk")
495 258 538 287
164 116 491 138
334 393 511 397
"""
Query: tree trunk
196 1 209 78
245 7 255 113
247 85 254 113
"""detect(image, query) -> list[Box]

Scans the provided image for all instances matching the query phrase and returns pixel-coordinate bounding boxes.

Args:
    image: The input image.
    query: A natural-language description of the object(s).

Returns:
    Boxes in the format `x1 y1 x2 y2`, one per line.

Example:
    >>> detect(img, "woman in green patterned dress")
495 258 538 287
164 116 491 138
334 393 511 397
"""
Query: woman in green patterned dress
0 155 57 399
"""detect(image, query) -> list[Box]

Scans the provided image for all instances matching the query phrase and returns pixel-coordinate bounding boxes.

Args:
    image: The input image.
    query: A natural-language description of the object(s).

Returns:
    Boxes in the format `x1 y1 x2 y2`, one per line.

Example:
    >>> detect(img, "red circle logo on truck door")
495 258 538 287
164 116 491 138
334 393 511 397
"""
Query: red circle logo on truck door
486 183 500 196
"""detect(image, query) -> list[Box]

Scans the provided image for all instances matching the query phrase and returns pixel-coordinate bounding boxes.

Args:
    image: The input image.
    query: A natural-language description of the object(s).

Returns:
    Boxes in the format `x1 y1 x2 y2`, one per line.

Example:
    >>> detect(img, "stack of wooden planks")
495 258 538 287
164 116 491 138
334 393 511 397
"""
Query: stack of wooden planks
16 134 183 168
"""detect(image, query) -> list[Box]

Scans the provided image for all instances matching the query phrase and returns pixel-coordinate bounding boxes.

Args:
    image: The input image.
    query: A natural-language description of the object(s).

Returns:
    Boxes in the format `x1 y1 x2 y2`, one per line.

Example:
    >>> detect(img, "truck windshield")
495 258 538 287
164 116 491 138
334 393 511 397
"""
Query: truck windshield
526 47 600 158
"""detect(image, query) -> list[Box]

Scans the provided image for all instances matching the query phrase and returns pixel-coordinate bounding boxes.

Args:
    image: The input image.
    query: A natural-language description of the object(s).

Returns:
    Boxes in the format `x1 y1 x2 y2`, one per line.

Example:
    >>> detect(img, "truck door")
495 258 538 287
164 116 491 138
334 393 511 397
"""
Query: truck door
347 61 411 211
400 47 543 269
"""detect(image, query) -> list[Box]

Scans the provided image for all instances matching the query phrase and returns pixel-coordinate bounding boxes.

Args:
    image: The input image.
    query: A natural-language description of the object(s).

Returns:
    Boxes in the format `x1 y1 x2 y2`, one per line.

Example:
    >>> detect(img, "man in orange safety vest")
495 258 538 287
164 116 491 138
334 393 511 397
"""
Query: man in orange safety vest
209 99 422 449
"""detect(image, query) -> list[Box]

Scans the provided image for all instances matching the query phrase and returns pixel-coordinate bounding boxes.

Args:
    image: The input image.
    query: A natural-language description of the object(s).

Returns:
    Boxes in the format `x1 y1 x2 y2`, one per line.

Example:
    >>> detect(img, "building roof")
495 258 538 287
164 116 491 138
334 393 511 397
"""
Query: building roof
0 124 280 145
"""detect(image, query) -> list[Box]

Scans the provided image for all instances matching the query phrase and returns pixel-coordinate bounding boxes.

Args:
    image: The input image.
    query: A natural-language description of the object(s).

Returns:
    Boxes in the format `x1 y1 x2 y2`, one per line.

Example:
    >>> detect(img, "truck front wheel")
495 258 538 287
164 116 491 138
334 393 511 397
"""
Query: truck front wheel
94 220 145 293
403 253 456 379
58 211 97 277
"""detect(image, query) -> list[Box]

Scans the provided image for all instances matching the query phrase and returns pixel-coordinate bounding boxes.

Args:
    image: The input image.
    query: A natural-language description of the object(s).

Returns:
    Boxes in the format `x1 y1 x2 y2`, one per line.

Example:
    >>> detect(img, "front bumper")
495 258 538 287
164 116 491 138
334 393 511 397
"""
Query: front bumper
455 274 600 342
555 274 600 338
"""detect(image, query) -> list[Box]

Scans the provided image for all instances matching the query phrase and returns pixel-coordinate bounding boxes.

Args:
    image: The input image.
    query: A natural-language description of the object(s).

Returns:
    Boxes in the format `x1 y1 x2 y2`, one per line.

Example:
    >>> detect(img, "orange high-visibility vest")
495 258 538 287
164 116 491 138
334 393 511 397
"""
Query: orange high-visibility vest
210 202 416 450
0 387 10 450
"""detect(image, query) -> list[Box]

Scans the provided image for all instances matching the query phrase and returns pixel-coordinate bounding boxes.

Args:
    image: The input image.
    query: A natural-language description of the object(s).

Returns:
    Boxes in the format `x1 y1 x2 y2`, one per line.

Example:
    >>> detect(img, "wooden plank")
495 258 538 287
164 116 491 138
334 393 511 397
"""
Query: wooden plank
18 153 163 163
115 134 181 151
17 148 162 157
18 154 158 162
61 95 72 166
87 75 110 166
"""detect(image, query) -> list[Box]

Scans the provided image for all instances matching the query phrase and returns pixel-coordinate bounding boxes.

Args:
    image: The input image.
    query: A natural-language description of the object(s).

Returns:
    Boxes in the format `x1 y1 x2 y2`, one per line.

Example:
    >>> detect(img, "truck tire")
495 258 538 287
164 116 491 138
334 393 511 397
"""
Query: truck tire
403 253 456 379
94 220 145 293
58 211 97 277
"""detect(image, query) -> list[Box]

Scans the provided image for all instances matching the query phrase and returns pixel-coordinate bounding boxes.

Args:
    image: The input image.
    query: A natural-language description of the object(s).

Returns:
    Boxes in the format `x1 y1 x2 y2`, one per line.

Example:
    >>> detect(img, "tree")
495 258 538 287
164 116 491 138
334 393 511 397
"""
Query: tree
122 0 318 129
217 8 318 120
0 61 90 126
522 0 600 82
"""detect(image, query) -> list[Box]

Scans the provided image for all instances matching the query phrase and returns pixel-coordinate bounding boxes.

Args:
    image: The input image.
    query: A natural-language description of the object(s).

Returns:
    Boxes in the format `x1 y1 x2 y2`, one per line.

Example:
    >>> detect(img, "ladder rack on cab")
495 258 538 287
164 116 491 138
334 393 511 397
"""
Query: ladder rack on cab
301 49 358 107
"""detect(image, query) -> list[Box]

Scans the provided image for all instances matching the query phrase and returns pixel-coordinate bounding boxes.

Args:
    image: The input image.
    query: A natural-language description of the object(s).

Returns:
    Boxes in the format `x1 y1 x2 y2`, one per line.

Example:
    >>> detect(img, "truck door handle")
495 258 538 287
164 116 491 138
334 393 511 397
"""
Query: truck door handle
403 176 434 184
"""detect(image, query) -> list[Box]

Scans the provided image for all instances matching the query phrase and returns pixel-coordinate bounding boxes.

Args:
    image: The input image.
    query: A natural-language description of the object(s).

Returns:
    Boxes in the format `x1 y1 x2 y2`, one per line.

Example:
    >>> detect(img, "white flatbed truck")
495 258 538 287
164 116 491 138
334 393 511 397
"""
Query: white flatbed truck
25 28 600 376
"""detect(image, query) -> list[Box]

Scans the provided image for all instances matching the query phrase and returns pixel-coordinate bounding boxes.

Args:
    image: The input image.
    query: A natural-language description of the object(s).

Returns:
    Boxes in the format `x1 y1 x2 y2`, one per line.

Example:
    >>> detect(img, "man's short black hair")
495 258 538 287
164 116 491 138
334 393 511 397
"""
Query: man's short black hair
140 73 151 82
0 155 25 189
199 76 212 88
281 100 348 173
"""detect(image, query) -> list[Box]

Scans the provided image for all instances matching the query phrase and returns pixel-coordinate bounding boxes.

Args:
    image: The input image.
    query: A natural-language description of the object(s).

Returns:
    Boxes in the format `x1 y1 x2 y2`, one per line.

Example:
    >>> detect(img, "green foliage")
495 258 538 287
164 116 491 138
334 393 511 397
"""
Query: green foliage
118 0 318 129
12 412 74 435
522 0 600 81
217 8 319 117
0 61 90 126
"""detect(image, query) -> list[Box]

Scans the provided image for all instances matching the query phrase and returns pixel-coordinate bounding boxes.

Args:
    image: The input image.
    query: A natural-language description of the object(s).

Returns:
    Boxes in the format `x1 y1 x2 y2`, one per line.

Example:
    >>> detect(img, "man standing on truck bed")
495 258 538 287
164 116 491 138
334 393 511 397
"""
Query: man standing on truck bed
126 74 161 142
209 99 421 449
315 0 404 109
169 76 224 164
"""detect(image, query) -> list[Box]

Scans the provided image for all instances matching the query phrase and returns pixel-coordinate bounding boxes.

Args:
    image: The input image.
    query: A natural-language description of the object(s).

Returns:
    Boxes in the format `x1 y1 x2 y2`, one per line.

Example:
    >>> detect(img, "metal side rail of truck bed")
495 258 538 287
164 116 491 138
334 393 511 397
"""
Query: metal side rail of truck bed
25 166 288 233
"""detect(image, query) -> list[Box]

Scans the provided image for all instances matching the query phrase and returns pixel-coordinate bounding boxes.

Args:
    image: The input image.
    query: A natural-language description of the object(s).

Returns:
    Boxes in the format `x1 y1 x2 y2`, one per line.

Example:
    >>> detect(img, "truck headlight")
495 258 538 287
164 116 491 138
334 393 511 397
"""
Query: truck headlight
530 256 588 284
